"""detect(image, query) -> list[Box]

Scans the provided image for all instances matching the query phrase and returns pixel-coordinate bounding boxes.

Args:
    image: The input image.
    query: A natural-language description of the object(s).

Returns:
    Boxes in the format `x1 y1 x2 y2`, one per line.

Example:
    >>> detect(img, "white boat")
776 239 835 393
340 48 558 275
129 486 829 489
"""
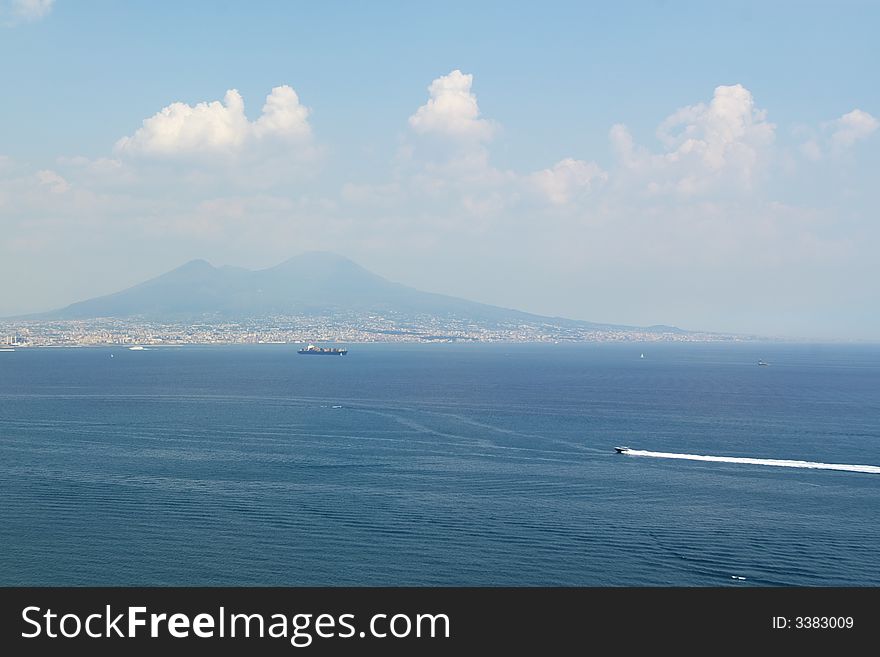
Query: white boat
614 446 630 454
128 346 145 351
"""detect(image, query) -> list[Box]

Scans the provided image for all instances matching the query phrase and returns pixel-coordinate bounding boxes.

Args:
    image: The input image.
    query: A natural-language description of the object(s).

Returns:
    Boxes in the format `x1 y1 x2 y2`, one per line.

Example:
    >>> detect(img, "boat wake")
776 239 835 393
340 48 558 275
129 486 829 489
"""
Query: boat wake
621 449 880 475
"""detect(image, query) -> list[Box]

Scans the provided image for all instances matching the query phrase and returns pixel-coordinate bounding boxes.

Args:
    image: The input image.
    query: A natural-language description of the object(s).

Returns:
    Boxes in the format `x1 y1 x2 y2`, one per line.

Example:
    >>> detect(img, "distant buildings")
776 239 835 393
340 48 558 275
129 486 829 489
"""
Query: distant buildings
0 314 745 347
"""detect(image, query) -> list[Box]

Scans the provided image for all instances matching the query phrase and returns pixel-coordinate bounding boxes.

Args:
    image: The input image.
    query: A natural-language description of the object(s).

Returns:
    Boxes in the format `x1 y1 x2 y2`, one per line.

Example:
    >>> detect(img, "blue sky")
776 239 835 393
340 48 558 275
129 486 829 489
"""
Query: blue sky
1 1 878 338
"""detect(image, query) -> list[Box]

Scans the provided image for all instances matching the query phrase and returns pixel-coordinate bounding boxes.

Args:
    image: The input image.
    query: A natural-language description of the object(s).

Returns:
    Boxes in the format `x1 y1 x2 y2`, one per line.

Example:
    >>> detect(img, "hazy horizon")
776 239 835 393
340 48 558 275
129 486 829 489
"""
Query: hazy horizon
2 1 878 339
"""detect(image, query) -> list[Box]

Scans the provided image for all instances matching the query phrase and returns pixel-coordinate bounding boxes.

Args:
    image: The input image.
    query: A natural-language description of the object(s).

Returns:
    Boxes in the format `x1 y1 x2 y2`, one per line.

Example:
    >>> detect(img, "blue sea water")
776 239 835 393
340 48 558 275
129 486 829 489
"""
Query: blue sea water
1 342 878 586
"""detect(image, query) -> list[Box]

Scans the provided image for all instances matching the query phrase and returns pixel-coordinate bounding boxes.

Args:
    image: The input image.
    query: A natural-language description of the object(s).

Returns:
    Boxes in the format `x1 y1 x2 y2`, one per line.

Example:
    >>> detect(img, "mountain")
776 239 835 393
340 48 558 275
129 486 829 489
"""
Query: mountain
33 251 677 332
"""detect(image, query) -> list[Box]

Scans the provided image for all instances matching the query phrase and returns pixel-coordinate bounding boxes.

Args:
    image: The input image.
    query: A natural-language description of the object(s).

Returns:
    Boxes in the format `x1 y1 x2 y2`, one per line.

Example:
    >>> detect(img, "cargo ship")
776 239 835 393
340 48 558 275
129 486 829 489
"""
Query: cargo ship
298 344 348 356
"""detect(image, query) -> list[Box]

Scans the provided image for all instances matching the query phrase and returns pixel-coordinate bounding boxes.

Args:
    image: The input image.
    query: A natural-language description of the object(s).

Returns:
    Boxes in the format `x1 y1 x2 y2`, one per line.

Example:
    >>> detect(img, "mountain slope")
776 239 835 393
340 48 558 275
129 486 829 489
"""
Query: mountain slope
36 252 673 331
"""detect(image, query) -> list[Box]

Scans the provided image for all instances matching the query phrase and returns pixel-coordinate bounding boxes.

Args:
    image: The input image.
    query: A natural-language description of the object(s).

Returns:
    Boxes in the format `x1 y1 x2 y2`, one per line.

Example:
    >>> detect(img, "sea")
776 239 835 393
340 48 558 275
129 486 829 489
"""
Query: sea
1 342 878 586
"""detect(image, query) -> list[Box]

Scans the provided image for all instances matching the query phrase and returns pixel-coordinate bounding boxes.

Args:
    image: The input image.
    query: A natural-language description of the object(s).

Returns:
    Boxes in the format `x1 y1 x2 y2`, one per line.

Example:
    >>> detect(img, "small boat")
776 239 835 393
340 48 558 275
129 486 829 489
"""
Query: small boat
757 360 768 366
614 446 630 454
129 346 145 351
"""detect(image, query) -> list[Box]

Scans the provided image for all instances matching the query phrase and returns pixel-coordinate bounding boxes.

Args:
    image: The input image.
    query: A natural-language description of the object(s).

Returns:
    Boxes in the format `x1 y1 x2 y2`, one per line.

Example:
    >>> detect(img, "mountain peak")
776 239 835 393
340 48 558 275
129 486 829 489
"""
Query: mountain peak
176 258 215 271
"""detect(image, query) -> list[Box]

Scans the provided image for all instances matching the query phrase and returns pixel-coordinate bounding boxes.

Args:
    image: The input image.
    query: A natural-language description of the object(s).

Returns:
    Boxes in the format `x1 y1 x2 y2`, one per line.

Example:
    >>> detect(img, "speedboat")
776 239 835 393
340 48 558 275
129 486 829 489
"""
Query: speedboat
614 446 630 454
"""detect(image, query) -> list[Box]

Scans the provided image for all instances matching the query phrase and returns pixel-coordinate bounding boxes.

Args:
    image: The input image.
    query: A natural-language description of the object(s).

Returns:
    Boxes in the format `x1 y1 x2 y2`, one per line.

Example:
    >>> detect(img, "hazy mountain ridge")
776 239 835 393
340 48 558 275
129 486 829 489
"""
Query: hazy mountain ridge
29 252 685 333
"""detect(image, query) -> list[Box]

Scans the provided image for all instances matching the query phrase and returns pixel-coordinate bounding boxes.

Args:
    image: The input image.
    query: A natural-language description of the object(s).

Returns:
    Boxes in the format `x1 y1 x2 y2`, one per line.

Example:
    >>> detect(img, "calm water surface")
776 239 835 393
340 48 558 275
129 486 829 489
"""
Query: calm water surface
1 343 878 585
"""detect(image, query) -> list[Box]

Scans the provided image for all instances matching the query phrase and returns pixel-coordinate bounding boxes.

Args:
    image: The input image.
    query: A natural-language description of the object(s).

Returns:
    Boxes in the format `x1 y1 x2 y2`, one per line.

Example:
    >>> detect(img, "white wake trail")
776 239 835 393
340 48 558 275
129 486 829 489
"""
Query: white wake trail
622 450 880 475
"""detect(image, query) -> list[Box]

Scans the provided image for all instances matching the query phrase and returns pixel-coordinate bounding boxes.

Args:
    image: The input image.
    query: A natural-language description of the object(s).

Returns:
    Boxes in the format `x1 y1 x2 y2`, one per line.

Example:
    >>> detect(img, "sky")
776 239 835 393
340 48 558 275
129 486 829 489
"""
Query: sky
1 0 878 339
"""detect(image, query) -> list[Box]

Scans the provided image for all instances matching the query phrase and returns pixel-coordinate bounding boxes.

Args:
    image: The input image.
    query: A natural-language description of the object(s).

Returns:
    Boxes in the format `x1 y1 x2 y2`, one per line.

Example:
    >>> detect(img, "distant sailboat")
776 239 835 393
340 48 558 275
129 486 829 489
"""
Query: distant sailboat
640 353 645 359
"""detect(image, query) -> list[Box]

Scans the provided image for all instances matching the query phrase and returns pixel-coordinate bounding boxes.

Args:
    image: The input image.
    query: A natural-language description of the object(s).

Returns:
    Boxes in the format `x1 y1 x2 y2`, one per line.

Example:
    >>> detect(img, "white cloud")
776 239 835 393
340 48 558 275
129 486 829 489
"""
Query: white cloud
15 0 51 18
529 158 606 204
253 85 312 140
830 108 878 149
391 71 512 219
797 108 878 160
612 84 775 196
115 86 311 157
659 84 774 168
408 70 495 141
381 71 605 213
609 123 637 165
2 0 53 25
36 169 70 193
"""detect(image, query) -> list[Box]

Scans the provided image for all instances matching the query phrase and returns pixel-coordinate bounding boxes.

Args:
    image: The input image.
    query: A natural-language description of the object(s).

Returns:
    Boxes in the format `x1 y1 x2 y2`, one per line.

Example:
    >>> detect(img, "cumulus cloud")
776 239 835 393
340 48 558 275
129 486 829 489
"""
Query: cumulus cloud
609 123 637 165
612 84 775 196
387 70 516 219
408 70 495 141
55 156 138 189
830 109 878 149
797 108 878 160
529 158 606 204
252 85 311 140
1 0 53 25
658 84 774 168
387 71 607 213
36 169 70 194
115 86 311 157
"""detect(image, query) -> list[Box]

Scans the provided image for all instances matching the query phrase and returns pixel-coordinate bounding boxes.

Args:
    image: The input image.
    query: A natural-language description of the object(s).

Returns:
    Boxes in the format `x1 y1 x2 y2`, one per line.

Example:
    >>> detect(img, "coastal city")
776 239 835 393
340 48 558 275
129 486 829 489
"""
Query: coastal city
0 313 745 348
